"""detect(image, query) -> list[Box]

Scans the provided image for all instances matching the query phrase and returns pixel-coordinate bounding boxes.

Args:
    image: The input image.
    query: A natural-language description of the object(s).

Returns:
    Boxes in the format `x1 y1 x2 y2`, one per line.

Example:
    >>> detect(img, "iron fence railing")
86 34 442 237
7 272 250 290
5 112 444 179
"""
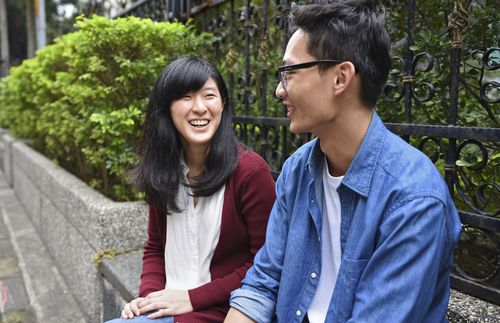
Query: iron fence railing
115 0 500 304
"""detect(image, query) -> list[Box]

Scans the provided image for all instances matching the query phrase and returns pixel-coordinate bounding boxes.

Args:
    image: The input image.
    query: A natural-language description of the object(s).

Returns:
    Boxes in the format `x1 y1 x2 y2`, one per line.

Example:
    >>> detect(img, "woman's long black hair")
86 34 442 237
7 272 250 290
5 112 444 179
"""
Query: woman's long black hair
131 57 239 214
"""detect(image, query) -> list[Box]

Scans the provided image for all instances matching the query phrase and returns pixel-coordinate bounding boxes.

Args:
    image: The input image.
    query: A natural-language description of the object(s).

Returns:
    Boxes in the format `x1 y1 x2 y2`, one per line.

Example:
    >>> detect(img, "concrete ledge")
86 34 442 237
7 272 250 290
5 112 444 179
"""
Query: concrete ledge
0 129 6 171
448 289 500 322
1 135 148 322
100 250 143 302
11 142 148 251
100 250 143 320
1 133 15 187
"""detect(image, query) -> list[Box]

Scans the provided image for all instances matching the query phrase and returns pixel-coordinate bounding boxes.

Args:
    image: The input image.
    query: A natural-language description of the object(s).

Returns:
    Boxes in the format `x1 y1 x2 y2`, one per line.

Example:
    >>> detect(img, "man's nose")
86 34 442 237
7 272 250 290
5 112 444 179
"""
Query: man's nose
275 81 285 100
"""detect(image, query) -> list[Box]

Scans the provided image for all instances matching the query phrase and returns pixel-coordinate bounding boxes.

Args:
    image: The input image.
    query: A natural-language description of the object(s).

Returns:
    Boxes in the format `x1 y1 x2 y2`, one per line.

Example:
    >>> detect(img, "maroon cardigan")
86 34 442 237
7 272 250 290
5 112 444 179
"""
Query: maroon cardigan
138 147 276 322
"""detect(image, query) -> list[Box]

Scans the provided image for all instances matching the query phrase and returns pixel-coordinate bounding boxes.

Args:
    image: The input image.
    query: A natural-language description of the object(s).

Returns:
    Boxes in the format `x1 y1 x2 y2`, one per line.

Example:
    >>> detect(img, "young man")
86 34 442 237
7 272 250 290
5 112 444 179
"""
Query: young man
225 1 462 322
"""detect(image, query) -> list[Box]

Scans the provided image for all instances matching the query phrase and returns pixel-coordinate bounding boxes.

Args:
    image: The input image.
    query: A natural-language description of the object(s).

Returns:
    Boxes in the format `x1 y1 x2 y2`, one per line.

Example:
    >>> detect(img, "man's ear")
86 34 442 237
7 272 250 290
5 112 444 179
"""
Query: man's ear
332 61 356 96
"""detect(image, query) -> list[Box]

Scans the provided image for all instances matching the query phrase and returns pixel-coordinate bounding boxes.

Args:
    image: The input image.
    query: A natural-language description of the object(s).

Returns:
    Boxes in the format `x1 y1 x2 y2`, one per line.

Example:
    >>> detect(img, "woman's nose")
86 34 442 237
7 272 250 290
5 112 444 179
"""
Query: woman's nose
192 97 207 113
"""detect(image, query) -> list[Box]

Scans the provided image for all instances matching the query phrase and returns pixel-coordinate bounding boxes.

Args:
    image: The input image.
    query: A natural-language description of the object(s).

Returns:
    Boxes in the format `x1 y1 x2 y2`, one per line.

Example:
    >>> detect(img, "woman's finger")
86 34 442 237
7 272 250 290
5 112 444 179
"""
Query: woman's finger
121 309 135 320
147 290 163 298
139 302 168 315
147 308 173 319
137 297 152 309
121 303 133 319
129 298 143 316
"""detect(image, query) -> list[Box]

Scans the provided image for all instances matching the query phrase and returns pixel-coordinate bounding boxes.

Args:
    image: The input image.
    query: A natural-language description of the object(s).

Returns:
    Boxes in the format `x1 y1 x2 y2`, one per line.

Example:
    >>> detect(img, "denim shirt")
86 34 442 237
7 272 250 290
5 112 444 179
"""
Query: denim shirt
230 113 462 323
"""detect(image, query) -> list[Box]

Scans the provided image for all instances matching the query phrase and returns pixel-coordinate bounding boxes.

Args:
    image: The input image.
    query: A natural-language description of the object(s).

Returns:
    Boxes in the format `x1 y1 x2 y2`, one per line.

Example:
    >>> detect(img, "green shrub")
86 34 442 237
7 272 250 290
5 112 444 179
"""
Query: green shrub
0 15 215 201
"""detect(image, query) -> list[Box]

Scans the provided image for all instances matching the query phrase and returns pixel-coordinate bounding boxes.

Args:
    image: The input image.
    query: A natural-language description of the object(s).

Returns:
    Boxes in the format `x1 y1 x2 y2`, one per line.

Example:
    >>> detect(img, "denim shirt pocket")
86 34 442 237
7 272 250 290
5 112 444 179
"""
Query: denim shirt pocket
333 257 369 321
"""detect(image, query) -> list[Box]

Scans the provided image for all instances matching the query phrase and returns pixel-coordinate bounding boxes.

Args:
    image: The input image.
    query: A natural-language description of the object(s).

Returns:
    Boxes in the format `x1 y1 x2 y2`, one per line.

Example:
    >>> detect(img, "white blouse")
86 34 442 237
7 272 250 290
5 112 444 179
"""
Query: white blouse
164 160 225 290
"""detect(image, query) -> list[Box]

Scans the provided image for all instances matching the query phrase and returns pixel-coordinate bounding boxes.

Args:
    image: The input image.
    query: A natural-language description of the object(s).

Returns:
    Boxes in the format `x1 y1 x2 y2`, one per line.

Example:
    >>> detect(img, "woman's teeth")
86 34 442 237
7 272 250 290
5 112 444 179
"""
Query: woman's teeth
189 120 209 127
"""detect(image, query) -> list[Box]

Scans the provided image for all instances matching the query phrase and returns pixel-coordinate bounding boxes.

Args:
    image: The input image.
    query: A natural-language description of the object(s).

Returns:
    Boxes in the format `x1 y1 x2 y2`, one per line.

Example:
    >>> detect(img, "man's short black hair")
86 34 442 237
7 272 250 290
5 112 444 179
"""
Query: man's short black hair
290 0 391 107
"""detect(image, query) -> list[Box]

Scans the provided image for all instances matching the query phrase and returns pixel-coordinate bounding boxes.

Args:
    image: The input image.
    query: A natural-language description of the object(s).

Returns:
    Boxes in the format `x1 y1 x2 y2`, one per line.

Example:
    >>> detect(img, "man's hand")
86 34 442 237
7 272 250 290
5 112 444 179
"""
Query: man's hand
224 308 256 323
138 289 194 319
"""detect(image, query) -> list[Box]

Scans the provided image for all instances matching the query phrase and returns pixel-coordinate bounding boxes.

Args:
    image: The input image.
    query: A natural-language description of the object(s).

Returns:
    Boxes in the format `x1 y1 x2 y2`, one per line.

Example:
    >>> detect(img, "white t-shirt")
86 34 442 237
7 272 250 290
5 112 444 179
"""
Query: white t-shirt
164 160 225 290
308 157 344 322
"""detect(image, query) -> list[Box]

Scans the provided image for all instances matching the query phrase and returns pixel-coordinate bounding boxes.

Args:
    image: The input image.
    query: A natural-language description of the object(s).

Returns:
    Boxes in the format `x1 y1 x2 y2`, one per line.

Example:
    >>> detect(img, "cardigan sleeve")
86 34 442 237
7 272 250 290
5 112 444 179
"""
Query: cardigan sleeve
188 154 276 310
138 205 167 297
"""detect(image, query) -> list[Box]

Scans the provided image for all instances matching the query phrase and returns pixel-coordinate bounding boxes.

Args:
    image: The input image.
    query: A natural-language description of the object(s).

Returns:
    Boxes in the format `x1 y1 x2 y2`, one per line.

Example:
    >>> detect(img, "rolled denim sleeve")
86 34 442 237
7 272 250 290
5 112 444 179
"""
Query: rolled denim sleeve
348 196 460 322
229 160 293 322
230 289 276 322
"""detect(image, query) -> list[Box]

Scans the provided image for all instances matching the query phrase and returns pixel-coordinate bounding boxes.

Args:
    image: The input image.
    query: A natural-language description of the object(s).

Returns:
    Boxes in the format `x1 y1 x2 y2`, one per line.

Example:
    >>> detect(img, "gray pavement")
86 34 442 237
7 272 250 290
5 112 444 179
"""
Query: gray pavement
0 170 86 323
0 170 34 323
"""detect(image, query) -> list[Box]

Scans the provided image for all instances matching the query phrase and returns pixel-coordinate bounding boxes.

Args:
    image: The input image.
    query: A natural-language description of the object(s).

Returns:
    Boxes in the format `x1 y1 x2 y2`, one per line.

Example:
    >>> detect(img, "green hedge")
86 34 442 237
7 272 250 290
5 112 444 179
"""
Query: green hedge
0 15 215 201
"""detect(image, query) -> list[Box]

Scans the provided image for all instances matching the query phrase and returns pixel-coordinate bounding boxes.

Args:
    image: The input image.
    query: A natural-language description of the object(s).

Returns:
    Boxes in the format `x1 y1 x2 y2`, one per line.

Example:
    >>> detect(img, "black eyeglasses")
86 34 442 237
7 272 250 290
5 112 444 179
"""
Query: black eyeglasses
276 60 342 91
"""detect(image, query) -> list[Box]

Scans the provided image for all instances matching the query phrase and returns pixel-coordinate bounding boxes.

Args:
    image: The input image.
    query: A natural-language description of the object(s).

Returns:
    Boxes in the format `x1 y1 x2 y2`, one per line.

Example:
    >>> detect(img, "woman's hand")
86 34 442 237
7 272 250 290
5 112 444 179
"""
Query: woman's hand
138 289 194 319
121 297 146 319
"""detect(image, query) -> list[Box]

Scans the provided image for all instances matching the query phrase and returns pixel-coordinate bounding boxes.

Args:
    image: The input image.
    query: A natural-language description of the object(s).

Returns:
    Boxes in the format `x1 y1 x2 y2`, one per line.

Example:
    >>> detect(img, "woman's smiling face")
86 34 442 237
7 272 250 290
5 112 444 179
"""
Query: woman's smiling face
170 77 223 151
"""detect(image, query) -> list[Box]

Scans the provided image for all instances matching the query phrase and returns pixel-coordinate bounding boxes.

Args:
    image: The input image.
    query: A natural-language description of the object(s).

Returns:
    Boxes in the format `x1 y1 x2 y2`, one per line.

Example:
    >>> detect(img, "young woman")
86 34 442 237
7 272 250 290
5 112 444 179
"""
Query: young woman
106 57 275 322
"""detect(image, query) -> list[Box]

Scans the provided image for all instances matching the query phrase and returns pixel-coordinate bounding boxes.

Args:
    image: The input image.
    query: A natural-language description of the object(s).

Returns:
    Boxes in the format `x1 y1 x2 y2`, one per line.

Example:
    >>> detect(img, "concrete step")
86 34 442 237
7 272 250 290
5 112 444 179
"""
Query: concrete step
0 187 87 323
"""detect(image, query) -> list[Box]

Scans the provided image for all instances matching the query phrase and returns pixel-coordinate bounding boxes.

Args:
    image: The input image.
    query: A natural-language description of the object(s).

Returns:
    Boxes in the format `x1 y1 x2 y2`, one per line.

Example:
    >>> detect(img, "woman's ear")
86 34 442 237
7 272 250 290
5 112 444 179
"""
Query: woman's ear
332 61 356 96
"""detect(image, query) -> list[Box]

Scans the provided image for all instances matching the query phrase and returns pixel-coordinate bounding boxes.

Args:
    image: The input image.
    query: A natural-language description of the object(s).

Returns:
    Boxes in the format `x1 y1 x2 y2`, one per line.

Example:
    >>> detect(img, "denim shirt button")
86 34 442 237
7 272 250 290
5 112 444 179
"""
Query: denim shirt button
296 310 302 316
310 272 317 279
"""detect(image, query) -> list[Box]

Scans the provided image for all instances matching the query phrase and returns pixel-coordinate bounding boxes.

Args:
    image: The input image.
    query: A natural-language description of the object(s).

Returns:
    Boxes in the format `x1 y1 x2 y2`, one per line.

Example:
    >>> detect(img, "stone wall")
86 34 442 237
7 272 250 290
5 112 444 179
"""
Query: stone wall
0 132 148 322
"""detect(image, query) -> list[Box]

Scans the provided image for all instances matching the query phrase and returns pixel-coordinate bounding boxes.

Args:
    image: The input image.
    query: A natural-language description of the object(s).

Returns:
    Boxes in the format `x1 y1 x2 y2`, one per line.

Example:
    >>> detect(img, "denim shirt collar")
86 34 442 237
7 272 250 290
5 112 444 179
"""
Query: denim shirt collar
306 111 386 198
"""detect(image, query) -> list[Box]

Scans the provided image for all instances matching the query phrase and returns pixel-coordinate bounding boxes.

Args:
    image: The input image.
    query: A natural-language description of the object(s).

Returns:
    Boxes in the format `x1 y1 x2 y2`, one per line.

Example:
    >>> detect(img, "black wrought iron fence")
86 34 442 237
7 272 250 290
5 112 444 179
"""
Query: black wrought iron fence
115 0 500 304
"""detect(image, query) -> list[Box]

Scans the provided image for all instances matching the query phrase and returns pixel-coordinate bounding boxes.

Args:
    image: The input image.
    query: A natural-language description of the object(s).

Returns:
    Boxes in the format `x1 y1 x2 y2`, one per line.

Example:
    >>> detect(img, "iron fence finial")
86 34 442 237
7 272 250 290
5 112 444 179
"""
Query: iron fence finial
448 0 468 48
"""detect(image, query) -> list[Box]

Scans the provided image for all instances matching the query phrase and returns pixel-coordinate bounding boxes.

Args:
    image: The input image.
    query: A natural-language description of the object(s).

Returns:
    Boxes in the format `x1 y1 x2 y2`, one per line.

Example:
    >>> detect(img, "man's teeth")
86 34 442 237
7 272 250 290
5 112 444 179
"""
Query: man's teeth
190 120 209 126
